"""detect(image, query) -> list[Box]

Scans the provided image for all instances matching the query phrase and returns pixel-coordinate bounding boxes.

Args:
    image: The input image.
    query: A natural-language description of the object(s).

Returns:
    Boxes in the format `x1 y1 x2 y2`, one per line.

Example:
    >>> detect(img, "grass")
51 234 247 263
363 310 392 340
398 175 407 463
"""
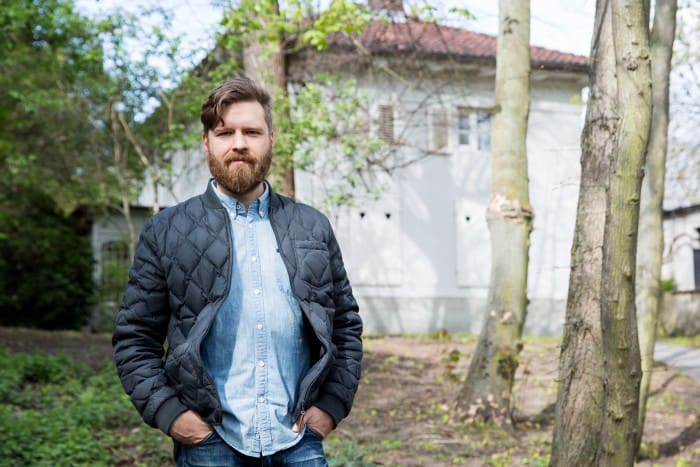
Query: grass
1 328 698 466
0 348 172 466
660 334 700 349
0 346 377 466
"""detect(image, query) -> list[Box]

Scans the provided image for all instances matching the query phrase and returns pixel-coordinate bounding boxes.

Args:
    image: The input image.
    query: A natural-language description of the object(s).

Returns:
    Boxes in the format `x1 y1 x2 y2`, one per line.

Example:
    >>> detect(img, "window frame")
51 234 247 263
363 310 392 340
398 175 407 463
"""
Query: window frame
455 106 493 153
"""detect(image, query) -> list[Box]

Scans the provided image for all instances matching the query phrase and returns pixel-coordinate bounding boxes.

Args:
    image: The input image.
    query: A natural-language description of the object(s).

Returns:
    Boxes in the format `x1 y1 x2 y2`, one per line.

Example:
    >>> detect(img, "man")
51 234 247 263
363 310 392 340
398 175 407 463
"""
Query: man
113 77 363 466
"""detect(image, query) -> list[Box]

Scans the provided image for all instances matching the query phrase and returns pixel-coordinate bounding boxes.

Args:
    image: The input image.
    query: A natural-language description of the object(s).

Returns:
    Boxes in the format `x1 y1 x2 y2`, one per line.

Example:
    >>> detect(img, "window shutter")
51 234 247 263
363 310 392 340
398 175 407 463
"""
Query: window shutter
378 105 394 143
431 108 448 152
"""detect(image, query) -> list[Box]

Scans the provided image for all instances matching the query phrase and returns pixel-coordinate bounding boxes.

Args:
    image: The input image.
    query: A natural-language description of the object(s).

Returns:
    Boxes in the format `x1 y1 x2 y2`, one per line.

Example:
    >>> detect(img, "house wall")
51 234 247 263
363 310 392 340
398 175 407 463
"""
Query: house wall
95 48 700 339
91 61 696 337
663 208 700 291
294 62 587 335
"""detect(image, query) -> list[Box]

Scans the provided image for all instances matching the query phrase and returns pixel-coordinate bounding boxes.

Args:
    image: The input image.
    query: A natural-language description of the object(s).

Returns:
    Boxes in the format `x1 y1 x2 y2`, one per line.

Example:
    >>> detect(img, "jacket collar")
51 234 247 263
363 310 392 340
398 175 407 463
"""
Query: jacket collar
203 178 282 212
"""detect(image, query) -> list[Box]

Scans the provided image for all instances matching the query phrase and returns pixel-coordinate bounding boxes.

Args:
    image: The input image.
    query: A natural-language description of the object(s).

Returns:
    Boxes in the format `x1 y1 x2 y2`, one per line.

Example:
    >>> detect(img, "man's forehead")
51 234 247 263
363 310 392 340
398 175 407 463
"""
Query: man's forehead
216 101 266 125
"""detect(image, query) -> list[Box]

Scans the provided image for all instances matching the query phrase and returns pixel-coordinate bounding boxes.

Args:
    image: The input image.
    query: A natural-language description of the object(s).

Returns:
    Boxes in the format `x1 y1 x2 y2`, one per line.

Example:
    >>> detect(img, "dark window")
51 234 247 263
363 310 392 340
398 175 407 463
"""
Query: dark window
694 249 700 290
100 240 131 301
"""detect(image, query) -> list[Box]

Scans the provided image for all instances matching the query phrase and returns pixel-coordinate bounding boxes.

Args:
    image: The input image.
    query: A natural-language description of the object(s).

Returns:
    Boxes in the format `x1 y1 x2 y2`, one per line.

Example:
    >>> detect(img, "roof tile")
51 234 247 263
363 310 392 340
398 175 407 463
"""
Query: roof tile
327 20 589 71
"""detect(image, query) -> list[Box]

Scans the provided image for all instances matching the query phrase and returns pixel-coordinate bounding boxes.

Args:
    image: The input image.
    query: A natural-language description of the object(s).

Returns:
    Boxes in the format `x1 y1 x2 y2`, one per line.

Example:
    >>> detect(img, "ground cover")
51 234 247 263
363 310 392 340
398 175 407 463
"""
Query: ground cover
0 327 697 466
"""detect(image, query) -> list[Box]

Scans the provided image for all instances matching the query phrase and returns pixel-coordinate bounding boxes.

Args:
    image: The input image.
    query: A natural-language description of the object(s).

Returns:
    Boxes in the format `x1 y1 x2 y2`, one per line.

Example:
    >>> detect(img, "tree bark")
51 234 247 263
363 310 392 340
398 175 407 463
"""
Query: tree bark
597 0 652 464
242 0 295 198
458 0 532 425
550 2 617 464
635 0 677 454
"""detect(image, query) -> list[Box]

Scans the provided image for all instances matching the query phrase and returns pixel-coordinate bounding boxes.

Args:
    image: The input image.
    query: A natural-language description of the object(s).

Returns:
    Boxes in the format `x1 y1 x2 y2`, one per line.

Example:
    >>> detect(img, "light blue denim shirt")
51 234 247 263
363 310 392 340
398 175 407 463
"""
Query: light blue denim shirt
202 181 311 456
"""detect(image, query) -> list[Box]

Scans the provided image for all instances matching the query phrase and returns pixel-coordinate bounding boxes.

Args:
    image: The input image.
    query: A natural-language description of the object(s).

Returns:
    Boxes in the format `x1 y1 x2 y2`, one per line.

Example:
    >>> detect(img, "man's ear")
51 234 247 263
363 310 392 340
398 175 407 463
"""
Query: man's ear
202 132 209 154
269 129 275 146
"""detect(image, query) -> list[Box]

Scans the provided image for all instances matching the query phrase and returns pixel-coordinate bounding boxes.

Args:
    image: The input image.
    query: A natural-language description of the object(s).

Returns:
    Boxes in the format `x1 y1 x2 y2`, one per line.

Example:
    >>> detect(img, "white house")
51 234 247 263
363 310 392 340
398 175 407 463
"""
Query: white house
290 17 588 335
90 6 698 336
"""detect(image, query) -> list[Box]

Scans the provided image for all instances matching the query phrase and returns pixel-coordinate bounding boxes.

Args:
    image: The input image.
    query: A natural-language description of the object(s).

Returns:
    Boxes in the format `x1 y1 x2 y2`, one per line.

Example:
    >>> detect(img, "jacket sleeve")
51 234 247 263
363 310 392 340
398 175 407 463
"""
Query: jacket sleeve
314 226 363 427
112 219 188 435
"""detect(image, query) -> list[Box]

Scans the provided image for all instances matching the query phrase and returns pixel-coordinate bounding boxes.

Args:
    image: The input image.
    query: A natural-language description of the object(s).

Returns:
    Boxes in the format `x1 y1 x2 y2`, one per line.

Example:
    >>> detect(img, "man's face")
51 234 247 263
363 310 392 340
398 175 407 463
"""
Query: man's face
202 100 274 197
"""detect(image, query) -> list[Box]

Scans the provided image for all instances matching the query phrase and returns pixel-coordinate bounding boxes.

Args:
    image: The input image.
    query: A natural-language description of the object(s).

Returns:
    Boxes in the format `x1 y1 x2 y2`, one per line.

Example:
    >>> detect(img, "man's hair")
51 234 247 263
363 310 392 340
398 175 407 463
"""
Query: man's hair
200 77 273 133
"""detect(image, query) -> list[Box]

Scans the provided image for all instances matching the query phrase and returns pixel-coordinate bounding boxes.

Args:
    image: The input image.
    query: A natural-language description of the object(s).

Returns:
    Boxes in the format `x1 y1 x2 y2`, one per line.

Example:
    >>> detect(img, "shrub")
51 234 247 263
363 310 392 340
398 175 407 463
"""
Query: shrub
0 185 95 329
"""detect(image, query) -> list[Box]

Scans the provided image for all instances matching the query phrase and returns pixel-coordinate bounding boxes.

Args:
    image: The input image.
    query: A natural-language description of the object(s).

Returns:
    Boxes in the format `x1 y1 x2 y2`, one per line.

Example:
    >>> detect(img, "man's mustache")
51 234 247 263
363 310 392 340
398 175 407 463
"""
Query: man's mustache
223 151 255 164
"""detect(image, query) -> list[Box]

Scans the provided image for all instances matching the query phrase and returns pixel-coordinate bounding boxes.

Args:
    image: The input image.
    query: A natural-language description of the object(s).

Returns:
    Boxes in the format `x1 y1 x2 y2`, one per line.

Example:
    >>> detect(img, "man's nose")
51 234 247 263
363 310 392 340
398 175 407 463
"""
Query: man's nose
231 131 248 151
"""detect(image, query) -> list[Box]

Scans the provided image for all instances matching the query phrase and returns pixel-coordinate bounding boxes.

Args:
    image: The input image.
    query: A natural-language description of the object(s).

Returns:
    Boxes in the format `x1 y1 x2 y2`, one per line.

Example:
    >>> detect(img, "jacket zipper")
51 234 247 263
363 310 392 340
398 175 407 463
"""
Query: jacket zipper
198 205 234 425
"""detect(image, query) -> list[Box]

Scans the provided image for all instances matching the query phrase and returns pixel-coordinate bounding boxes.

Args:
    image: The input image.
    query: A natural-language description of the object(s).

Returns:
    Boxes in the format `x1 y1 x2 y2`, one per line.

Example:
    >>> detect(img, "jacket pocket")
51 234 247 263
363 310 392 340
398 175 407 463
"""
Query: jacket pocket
164 342 191 391
294 240 332 290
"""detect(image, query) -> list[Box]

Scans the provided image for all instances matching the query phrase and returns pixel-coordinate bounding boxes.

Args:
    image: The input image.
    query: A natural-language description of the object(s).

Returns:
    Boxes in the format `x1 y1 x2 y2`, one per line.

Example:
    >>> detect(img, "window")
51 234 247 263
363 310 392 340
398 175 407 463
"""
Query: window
377 105 394 144
457 108 492 151
694 249 700 290
100 240 131 301
477 111 491 151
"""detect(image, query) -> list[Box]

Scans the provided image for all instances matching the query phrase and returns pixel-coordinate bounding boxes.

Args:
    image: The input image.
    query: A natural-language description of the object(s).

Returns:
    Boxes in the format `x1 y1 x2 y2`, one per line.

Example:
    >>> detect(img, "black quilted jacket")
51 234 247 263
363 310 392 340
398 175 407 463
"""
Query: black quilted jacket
112 182 362 436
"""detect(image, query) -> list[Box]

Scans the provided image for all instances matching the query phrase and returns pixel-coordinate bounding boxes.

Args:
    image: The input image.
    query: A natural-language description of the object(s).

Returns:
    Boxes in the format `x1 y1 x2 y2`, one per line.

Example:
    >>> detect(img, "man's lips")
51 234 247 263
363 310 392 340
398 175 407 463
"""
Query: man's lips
225 156 254 165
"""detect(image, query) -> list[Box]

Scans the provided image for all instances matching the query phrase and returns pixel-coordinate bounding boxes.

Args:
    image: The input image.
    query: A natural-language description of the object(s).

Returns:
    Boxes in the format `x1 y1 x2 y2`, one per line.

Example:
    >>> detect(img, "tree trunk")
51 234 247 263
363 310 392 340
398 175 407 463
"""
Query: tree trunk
635 0 677 454
597 0 652 464
550 2 617 464
242 0 295 198
458 0 532 425
110 105 137 259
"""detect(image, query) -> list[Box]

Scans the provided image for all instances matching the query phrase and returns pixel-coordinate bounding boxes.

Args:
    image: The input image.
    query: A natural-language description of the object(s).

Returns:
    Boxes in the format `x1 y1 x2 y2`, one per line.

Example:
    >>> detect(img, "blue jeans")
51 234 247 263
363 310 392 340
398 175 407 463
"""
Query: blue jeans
175 428 328 467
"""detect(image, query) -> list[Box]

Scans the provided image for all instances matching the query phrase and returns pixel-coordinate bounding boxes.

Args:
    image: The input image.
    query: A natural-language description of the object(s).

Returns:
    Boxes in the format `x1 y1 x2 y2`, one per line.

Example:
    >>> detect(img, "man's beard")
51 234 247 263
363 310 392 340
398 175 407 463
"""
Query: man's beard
207 148 272 196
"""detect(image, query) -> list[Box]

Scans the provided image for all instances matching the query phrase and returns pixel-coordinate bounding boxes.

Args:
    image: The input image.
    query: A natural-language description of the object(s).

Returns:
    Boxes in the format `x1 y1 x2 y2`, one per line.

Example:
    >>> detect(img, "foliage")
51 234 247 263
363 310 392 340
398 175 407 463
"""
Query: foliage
661 277 678 292
660 334 700 349
279 74 388 210
95 4 217 212
0 184 95 330
325 436 375 467
0 348 171 466
215 0 376 197
0 0 111 212
0 346 373 466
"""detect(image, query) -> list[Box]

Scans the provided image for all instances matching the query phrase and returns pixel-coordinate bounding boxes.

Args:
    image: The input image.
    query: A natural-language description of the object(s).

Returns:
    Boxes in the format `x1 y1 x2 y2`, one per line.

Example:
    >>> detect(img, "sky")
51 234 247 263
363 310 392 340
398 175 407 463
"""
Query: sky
77 0 597 58
452 0 595 56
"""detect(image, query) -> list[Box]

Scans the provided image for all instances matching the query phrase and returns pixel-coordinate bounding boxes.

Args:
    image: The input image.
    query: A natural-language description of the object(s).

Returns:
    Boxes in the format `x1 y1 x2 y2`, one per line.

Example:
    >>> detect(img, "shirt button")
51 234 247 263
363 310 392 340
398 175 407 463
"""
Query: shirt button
258 396 265 403
251 256 257 262
258 361 265 367
256 323 263 330
254 288 260 295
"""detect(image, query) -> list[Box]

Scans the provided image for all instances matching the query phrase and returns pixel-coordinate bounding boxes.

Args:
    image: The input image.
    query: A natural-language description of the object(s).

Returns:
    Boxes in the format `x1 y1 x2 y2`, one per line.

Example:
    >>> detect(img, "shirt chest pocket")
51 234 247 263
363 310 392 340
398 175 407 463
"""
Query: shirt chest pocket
294 240 332 290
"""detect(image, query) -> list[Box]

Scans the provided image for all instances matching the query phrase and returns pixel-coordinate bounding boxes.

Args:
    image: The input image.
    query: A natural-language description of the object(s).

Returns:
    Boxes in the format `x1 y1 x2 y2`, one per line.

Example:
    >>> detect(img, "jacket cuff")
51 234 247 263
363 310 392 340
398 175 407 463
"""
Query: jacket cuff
154 396 189 435
313 393 346 428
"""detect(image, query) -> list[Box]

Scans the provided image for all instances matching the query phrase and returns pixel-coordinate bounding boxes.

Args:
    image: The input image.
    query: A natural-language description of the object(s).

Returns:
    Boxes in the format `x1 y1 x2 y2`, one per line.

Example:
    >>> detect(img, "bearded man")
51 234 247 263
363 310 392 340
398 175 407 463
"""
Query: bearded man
113 77 363 467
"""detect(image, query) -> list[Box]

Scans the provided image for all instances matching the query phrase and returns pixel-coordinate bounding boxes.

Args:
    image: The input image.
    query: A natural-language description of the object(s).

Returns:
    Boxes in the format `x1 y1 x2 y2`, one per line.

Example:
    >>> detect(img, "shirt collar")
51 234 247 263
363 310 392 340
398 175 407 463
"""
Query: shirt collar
212 180 270 219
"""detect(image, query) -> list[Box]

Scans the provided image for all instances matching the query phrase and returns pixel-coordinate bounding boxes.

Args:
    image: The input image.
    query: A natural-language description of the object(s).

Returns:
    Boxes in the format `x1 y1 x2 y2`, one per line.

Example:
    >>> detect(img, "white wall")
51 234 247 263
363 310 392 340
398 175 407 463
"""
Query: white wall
136 148 211 209
295 66 587 335
663 208 700 291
